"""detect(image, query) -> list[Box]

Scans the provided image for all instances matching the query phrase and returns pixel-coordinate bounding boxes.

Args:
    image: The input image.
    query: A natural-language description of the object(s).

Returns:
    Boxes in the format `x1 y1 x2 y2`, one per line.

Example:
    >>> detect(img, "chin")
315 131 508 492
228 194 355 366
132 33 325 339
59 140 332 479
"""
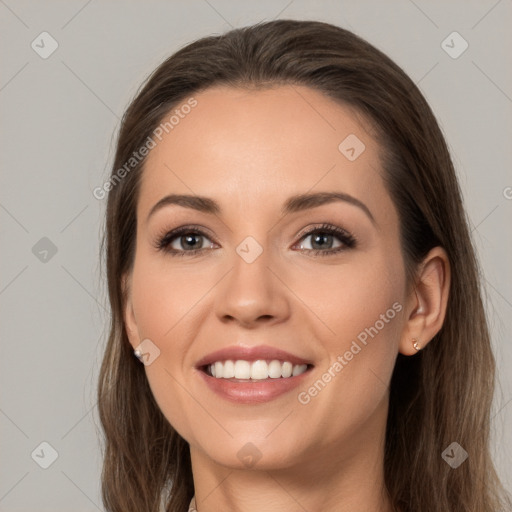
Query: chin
198 435 305 472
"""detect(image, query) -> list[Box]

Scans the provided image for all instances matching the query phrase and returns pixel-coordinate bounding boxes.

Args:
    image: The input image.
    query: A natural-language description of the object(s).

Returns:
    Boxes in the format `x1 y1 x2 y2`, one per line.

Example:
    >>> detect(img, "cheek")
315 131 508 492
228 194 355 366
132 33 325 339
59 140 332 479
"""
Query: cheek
129 254 215 438
292 252 404 425
292 248 405 347
336 266 403 344
130 251 212 342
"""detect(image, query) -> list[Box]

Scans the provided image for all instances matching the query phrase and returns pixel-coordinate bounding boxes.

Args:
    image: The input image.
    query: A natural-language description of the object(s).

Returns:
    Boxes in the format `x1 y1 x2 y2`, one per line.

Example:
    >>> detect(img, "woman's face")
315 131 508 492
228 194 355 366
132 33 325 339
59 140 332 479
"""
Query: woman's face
124 85 411 471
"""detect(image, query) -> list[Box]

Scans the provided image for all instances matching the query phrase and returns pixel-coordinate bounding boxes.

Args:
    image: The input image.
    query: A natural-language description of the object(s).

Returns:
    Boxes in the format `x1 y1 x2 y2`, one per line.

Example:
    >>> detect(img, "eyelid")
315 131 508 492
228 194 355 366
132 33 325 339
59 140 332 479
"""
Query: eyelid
295 223 350 241
155 223 215 241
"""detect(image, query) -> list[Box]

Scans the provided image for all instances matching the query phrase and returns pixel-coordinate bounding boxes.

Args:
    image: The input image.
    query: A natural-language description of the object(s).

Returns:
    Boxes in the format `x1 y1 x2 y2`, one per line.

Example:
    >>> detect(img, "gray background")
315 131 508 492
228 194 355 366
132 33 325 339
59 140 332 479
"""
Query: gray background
1 0 511 510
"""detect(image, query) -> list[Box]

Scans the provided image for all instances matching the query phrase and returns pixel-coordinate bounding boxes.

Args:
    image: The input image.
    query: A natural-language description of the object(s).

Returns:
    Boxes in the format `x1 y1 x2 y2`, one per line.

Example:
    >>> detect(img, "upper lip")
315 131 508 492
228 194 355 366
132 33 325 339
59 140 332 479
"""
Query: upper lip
195 344 314 368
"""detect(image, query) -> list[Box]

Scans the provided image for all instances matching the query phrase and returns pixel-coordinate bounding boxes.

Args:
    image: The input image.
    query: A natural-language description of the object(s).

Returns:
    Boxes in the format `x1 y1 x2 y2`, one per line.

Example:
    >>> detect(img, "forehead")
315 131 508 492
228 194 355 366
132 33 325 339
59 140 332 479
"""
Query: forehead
138 85 391 222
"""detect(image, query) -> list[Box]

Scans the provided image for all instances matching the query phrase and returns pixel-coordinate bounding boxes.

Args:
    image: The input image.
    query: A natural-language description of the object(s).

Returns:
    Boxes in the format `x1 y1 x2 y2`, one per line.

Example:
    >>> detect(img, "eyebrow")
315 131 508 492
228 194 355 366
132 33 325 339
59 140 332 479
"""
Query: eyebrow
146 191 376 225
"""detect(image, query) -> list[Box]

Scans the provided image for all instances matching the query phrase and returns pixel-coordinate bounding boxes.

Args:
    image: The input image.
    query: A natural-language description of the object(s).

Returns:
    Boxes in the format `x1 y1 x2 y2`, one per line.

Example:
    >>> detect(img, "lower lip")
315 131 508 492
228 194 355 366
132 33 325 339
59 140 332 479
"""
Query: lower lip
196 367 313 404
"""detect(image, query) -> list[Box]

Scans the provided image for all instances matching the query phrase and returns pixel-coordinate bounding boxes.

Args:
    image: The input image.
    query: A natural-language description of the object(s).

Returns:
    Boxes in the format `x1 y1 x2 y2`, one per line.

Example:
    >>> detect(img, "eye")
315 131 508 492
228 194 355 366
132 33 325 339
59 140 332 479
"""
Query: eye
293 223 357 256
154 225 217 257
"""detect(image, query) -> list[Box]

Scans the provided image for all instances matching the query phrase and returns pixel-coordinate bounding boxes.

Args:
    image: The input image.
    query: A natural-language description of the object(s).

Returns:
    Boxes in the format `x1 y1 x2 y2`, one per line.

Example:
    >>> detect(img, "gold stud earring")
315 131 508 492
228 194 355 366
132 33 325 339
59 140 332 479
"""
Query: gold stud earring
412 338 421 351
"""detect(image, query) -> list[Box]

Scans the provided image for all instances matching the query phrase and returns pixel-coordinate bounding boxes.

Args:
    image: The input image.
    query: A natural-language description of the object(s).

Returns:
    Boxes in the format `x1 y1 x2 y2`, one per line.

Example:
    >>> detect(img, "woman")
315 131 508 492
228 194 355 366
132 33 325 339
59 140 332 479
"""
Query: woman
97 20 511 512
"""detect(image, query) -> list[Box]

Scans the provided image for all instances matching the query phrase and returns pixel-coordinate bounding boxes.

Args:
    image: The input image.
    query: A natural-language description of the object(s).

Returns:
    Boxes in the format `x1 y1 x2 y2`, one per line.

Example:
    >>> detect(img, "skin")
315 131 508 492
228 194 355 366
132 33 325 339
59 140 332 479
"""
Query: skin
123 85 450 512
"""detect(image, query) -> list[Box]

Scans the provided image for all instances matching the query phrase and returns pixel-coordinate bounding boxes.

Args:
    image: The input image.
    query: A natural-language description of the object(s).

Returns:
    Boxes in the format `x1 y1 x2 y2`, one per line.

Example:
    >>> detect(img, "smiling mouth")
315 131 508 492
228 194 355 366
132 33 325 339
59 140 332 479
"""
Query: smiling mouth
200 360 315 381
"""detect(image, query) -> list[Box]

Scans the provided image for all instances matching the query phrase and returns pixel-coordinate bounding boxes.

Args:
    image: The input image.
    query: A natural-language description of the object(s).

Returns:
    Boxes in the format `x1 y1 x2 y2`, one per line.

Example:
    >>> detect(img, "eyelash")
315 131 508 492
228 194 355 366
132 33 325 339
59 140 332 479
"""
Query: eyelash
154 223 357 258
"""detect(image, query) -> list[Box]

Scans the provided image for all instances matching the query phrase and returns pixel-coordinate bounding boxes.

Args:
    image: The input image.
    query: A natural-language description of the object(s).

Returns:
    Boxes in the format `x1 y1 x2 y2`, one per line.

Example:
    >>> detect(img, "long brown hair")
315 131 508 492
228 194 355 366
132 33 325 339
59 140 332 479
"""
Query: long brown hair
97 20 511 511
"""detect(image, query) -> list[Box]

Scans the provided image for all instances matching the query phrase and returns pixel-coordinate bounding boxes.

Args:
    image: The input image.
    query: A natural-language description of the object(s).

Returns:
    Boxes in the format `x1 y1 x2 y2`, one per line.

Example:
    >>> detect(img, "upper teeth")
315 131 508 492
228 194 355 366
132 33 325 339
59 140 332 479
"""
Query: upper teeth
208 360 308 380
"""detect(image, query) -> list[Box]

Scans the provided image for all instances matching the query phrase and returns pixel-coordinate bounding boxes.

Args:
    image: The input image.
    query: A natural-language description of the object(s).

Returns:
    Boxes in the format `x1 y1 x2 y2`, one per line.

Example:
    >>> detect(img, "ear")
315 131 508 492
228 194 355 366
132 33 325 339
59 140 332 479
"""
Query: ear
399 246 451 356
122 272 141 350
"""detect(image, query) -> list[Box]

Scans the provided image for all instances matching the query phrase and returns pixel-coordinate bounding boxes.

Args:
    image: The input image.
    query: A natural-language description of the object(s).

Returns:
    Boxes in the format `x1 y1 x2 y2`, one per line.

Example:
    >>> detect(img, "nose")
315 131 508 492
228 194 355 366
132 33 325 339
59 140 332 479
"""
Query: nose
214 244 291 329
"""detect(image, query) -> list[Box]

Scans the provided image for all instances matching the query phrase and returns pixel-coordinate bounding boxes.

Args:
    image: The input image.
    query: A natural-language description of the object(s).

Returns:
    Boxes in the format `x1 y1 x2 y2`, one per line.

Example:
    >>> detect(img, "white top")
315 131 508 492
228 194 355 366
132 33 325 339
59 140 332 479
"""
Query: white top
187 495 197 512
